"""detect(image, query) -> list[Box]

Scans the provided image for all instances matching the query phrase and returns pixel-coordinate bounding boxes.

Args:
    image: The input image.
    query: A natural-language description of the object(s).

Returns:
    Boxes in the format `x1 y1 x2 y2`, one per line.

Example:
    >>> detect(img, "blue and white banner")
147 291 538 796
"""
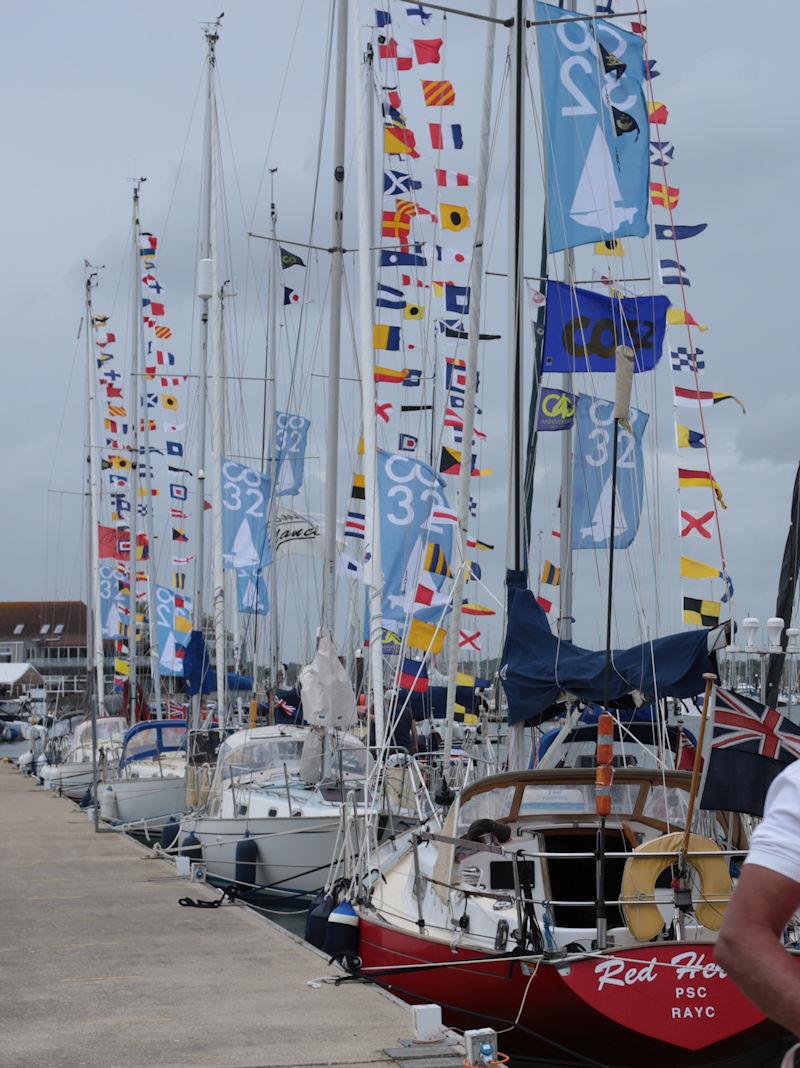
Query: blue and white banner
543 281 669 373
274 412 311 497
571 394 649 550
536 2 649 253
155 585 193 677
377 450 453 626
221 459 272 570
99 564 127 639
236 567 269 616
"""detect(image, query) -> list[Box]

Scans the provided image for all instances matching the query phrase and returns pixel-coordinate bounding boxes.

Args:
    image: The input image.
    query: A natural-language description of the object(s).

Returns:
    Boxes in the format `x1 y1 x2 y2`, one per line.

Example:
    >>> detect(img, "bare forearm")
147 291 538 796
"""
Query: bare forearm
718 929 800 1037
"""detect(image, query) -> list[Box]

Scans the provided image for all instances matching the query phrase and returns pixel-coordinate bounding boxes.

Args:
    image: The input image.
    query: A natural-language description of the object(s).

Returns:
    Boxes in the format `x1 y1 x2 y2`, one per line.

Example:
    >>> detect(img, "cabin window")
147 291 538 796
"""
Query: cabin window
54 624 64 635
39 624 50 635
13 624 23 635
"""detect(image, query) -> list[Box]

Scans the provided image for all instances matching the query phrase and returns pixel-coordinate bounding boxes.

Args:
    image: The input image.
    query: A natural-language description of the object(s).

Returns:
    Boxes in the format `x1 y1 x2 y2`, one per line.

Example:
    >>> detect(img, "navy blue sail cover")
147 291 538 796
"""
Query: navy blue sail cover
501 577 716 726
183 630 253 696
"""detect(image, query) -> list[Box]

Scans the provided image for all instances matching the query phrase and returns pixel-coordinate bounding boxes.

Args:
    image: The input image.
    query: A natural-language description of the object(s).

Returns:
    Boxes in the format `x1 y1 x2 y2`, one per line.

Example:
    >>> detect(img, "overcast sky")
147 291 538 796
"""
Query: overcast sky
2 0 798 665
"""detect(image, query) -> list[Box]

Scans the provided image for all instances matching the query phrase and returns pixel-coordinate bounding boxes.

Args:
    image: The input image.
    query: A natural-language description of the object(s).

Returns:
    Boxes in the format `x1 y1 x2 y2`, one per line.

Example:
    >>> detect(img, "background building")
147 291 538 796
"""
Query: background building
0 602 113 705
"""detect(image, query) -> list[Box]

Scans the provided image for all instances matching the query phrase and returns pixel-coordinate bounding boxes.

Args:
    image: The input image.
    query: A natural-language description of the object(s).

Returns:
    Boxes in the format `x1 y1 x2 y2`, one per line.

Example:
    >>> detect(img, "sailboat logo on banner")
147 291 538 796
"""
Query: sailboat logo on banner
225 519 261 570
570 126 638 233
580 477 628 543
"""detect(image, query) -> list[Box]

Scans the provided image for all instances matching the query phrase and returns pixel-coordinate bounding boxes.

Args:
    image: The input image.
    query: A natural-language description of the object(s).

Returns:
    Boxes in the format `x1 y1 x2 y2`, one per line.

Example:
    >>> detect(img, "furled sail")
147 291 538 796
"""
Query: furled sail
500 576 718 726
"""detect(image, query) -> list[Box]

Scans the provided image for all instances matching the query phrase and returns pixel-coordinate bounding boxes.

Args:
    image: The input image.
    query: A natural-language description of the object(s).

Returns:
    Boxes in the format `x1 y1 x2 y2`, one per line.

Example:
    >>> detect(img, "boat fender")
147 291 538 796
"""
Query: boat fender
621 831 732 942
305 890 336 949
179 831 203 862
159 817 180 852
234 833 259 891
99 785 117 822
323 900 361 970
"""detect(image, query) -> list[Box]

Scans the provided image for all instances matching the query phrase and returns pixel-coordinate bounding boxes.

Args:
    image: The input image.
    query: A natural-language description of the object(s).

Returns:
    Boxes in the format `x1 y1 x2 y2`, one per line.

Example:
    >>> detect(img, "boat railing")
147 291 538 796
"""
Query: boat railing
418 831 749 861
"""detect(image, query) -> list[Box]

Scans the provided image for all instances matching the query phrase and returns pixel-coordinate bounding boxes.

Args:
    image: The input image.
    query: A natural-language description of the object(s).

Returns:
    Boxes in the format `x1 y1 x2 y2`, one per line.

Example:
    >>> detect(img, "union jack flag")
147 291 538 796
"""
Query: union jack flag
710 688 800 760
701 687 800 817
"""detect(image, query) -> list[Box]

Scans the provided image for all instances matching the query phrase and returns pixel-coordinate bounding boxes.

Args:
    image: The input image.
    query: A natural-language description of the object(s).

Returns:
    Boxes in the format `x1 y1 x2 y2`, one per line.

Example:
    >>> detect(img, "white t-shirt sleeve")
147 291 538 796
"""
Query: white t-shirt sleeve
746 762 800 884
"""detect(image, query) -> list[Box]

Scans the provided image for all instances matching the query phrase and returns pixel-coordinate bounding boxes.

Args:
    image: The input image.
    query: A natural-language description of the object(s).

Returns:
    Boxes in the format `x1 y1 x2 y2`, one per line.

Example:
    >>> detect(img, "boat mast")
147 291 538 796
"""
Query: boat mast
505 0 527 770
191 22 218 731
132 188 162 716
353 2 384 747
266 175 280 700
558 0 576 643
321 0 349 639
442 1 497 772
126 179 145 726
84 267 106 826
208 49 226 725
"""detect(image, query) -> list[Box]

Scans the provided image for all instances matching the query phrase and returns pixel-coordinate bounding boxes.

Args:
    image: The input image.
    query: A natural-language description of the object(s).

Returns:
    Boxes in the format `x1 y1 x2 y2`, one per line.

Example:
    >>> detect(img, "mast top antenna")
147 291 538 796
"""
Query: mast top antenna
201 12 224 41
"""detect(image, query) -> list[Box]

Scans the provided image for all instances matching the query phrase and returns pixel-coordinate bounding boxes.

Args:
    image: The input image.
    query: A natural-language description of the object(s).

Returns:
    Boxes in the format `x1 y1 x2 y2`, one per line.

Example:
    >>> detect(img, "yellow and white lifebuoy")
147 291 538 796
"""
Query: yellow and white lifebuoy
621 831 732 942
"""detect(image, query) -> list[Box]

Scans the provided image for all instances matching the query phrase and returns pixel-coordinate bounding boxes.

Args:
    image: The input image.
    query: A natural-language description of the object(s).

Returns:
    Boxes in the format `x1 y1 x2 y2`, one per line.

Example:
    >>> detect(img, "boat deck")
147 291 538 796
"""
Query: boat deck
0 765 452 1068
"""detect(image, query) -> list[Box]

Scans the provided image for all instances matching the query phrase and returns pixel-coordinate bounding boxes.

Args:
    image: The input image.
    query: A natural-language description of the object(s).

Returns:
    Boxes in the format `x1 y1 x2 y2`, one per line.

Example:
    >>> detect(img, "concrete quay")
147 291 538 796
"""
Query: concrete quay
0 766 454 1068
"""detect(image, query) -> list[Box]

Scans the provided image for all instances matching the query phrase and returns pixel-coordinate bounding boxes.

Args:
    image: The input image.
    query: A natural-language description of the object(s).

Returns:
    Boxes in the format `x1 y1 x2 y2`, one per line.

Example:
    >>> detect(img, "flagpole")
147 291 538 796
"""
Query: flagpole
321 0 349 639
132 189 162 717
441 0 497 779
191 22 218 732
678 672 716 868
353 0 384 749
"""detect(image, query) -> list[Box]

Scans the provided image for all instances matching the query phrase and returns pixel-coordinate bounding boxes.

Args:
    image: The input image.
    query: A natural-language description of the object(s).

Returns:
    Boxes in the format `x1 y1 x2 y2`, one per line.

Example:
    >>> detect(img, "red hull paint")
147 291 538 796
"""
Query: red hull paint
358 917 786 1067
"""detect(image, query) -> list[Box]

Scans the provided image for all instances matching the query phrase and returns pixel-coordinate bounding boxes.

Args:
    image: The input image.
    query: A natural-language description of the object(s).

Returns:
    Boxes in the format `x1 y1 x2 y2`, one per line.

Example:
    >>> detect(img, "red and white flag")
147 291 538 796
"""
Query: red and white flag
435 169 475 188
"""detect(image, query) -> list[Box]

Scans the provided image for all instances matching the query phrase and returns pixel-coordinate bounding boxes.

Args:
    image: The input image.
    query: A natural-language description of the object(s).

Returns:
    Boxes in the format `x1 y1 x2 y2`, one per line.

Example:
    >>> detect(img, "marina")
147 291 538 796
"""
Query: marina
3 1 800 1066
0 764 452 1068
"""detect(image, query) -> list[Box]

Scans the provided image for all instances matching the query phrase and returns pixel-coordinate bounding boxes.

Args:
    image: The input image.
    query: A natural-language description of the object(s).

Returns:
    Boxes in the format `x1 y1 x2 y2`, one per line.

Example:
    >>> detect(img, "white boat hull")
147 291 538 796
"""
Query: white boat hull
180 813 341 896
99 775 186 830
40 761 118 800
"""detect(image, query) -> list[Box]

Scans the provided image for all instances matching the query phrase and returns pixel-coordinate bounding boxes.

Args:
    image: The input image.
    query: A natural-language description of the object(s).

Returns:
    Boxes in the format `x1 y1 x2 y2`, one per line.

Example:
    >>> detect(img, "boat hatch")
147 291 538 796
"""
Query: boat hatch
119 719 187 768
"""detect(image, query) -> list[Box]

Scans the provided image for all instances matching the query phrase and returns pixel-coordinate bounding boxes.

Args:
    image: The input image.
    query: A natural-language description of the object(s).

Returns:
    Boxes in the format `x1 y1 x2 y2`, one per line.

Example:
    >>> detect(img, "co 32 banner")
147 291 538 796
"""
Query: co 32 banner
536 1 649 252
274 411 310 497
221 459 272 571
543 281 669 373
376 450 453 626
572 394 649 550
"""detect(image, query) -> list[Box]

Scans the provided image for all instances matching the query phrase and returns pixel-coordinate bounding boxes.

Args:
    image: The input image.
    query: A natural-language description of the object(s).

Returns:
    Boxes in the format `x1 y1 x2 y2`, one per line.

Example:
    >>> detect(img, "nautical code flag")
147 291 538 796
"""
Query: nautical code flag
682 596 721 627
421 79 456 106
671 347 705 371
674 388 744 411
380 244 427 268
700 687 800 817
345 511 366 539
435 169 475 188
678 468 727 508
650 141 674 165
680 509 715 540
429 123 463 150
376 283 406 310
384 170 422 195
659 259 691 286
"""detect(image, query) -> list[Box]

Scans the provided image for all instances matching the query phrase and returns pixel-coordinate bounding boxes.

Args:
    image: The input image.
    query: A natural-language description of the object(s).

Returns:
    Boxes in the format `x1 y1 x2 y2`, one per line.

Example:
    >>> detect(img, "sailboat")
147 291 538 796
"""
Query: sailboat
300 0 797 1062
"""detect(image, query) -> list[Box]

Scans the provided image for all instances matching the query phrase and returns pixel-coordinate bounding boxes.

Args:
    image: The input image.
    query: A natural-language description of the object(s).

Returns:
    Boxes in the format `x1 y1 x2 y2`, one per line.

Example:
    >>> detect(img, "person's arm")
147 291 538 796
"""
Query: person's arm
716 863 800 1035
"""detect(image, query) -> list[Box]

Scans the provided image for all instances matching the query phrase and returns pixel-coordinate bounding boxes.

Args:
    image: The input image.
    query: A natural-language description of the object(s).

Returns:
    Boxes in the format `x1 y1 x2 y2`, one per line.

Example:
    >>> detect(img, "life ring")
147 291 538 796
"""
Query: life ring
621 831 732 941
